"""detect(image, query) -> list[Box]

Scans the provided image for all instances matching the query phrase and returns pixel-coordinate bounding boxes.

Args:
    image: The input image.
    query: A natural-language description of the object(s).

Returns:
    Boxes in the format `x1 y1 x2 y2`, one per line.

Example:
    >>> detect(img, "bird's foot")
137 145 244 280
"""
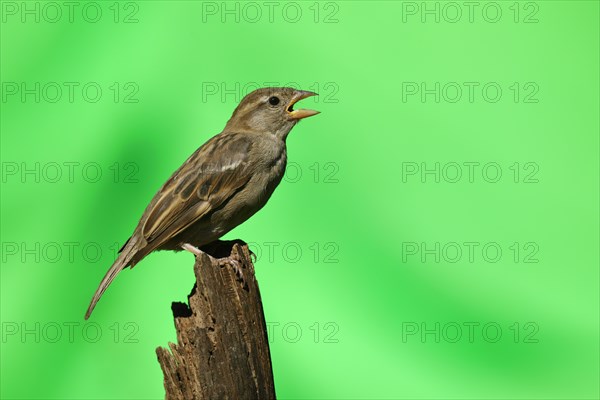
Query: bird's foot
183 242 246 285
226 259 245 282
181 243 204 257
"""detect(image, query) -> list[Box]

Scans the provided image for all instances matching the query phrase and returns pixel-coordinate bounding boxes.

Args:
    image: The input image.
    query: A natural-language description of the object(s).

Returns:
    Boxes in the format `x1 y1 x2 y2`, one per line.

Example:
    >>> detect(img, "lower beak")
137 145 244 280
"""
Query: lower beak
287 90 320 119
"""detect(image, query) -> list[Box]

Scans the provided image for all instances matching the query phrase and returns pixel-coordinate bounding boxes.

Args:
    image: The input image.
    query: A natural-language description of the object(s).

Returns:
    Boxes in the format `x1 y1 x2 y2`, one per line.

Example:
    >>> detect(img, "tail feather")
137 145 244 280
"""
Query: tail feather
84 236 140 319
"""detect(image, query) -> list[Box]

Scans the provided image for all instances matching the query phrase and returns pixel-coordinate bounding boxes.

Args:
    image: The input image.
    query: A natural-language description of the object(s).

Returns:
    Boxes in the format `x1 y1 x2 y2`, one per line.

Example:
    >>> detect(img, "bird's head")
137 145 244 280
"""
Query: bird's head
224 87 319 140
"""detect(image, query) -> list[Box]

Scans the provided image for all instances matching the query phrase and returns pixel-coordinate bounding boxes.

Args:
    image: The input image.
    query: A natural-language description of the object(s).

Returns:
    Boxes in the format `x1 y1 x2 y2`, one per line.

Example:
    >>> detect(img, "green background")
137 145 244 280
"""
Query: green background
1 1 599 399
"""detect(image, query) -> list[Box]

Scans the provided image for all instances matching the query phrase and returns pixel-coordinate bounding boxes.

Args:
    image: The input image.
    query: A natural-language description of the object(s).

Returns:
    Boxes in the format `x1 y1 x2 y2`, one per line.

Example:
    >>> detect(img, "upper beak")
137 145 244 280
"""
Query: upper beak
287 90 320 119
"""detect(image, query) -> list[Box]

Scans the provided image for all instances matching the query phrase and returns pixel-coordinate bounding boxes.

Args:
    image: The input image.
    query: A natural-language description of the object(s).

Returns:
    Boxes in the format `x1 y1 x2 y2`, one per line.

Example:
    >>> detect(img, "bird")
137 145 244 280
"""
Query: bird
85 87 319 319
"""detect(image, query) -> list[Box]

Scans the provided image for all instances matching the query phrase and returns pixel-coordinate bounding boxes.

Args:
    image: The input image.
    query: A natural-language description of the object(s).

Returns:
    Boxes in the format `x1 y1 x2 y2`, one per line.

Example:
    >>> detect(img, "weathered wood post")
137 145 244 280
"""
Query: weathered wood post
156 241 276 400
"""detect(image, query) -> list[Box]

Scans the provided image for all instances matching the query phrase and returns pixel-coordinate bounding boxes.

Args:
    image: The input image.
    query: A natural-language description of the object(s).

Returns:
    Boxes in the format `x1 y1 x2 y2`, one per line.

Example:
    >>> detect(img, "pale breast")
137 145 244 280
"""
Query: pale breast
208 135 287 237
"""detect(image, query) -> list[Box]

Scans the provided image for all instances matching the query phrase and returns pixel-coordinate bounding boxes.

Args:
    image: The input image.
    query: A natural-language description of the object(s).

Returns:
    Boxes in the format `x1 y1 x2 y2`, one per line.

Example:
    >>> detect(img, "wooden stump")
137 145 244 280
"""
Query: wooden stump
156 241 276 400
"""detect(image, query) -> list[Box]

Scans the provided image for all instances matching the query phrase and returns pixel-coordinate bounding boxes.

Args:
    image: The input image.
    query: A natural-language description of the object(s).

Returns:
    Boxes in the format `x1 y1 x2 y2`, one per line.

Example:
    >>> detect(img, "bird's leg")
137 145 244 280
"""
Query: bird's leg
183 242 245 283
181 243 204 257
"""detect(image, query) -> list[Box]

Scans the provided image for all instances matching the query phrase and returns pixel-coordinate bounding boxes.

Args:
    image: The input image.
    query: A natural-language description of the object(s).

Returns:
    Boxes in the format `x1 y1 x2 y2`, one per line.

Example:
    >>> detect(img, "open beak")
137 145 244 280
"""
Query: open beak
287 90 320 120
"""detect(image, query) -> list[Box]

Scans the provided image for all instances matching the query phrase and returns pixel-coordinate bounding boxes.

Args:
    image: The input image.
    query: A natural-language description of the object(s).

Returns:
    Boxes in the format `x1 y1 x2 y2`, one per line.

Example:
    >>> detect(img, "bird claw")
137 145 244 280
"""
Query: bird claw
226 259 245 282
248 248 257 263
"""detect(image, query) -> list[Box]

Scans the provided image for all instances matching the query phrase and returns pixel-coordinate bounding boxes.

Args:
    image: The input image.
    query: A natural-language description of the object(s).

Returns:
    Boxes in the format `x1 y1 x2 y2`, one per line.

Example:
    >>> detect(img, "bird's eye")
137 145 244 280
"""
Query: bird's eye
268 96 280 106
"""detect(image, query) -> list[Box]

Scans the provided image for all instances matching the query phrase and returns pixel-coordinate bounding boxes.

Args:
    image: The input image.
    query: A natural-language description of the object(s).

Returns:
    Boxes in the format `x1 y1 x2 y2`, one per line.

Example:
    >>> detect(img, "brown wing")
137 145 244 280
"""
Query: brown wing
140 132 253 249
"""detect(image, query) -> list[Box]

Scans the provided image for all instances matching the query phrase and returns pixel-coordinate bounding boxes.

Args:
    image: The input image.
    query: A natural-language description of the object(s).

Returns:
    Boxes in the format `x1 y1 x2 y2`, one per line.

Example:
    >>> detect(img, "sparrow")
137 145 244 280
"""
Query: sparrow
85 87 319 319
